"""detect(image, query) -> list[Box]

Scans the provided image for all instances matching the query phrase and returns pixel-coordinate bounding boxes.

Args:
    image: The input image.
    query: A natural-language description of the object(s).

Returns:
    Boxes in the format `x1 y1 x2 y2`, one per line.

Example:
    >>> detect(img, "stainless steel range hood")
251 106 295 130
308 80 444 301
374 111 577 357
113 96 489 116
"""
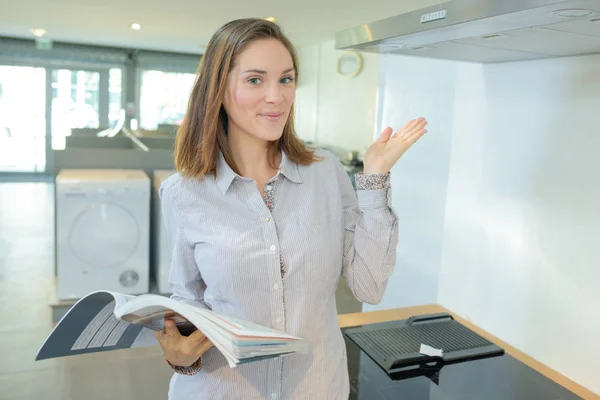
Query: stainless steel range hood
335 0 600 63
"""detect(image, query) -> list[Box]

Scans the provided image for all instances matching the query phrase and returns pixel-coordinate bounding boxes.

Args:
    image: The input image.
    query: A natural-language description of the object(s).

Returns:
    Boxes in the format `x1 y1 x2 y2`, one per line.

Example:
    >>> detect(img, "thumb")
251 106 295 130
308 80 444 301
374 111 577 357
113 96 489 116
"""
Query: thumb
164 319 181 337
376 127 393 143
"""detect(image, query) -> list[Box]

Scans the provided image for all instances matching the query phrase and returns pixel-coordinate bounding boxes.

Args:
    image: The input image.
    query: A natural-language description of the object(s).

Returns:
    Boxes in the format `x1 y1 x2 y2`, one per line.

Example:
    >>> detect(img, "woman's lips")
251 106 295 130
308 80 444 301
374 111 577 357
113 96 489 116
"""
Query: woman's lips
259 112 283 122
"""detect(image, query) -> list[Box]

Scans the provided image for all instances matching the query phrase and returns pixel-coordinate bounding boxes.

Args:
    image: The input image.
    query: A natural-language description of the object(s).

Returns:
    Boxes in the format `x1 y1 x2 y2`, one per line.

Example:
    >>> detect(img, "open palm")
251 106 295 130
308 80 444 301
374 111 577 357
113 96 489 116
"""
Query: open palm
363 117 428 174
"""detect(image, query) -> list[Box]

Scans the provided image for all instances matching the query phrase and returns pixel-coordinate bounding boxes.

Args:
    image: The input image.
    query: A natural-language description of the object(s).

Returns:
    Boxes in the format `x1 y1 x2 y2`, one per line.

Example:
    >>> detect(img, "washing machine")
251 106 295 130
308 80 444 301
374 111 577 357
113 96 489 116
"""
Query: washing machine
56 169 150 300
152 169 176 294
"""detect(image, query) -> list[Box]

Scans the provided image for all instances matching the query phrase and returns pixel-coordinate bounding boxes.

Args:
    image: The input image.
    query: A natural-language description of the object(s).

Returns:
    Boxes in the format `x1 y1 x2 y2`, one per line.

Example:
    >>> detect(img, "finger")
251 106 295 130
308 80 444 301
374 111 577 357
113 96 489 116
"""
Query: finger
394 118 424 138
189 338 213 360
405 117 425 130
188 329 207 344
153 331 167 351
376 127 393 143
400 124 427 142
164 319 182 337
398 119 427 140
405 128 427 144
197 338 214 355
392 119 414 137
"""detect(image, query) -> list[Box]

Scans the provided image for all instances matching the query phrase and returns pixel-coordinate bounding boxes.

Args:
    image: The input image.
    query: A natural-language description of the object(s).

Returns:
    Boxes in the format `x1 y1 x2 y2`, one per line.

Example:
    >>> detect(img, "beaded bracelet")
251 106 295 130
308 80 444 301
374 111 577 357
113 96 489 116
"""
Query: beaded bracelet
165 357 203 376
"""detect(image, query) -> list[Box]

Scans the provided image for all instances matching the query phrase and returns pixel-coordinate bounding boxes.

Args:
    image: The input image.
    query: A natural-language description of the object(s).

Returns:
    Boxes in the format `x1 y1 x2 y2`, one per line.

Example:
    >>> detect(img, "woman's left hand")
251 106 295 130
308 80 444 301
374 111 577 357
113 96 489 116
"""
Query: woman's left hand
363 117 428 175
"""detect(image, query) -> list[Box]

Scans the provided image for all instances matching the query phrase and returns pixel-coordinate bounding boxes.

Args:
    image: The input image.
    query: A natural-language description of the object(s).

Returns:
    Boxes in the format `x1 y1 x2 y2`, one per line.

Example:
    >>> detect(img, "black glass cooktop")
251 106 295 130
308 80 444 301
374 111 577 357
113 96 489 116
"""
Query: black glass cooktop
343 325 583 400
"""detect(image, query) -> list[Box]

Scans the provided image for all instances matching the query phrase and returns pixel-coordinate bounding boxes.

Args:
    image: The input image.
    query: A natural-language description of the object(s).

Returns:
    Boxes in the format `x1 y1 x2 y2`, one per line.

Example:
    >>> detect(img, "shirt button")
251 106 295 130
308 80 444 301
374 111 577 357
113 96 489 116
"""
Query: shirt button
271 393 277 400
273 283 279 290
265 217 271 222
275 317 281 324
269 245 276 252
266 185 273 191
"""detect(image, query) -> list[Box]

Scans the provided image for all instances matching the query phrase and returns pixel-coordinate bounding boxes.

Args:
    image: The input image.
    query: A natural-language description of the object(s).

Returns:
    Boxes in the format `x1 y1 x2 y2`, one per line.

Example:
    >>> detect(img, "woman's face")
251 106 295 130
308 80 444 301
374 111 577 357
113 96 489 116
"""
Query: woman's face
223 38 296 144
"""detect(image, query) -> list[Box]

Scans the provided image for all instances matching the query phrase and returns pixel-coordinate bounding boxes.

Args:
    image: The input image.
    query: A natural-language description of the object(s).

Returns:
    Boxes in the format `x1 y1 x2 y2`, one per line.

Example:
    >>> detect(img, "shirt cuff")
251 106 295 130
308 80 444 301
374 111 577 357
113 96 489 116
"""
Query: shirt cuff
355 172 392 210
355 172 391 190
357 188 390 210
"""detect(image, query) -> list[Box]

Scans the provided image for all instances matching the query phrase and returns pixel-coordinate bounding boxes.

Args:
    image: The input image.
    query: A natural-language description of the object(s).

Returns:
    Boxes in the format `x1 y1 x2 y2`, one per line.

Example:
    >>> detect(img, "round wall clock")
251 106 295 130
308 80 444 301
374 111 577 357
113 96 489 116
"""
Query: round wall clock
336 51 363 78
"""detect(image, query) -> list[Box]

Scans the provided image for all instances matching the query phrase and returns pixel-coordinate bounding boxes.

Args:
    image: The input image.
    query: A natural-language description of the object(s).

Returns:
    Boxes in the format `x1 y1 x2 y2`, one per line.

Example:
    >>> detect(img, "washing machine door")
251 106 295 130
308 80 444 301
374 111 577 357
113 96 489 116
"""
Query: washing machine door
69 202 139 268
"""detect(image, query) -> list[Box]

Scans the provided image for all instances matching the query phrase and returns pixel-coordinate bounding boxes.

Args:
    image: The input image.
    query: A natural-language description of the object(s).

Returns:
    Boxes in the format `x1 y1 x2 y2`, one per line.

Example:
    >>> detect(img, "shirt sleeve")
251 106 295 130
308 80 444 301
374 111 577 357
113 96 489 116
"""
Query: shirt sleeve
159 182 209 311
336 162 399 305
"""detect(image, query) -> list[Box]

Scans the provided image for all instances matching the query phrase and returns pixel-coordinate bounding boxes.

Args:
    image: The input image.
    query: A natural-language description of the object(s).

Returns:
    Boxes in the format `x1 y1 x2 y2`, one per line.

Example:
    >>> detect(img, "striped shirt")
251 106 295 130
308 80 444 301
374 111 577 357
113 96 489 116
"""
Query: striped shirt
159 148 399 399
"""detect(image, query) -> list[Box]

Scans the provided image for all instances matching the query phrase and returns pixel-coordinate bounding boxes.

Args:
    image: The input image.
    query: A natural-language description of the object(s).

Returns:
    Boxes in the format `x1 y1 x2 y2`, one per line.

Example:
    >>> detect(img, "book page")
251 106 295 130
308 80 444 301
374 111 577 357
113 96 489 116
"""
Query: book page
36 291 154 361
195 308 304 340
110 291 137 310
114 294 199 336
119 305 197 336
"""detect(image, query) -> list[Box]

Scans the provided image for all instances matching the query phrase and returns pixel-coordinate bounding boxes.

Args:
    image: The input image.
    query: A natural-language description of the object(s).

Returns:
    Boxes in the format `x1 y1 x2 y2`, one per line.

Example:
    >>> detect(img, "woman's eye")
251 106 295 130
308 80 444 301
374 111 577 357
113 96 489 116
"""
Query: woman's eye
281 76 294 84
248 77 261 84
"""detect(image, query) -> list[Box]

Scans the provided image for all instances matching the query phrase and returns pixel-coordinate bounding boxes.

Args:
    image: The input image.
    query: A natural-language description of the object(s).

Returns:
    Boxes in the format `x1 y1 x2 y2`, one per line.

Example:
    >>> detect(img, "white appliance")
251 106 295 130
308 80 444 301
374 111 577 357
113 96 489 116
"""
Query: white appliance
152 169 176 294
335 0 600 63
56 169 150 299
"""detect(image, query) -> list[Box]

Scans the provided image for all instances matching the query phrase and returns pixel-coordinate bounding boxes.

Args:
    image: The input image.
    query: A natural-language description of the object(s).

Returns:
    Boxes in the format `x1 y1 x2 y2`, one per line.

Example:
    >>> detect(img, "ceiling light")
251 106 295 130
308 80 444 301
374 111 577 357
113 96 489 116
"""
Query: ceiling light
130 23 142 30
550 9 597 18
31 28 46 37
264 17 277 23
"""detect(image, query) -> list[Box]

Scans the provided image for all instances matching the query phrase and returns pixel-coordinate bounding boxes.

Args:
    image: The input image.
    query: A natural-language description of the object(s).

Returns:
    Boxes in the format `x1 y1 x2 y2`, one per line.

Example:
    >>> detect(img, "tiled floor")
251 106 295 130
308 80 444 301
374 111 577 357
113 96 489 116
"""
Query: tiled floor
0 182 362 399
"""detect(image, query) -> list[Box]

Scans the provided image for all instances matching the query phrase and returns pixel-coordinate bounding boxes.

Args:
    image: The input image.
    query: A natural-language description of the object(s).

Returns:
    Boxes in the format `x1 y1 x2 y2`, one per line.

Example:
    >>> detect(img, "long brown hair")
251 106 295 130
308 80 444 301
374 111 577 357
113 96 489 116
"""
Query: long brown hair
174 18 321 179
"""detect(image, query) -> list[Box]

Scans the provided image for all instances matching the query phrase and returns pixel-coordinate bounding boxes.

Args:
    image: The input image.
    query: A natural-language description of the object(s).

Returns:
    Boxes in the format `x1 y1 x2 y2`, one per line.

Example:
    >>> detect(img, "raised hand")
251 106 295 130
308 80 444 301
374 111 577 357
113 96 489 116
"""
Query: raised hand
363 117 428 175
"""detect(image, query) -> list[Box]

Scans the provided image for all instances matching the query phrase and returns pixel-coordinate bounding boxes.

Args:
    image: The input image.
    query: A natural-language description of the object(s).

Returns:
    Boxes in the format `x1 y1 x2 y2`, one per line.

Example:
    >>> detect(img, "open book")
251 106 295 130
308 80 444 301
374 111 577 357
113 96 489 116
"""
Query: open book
36 291 309 368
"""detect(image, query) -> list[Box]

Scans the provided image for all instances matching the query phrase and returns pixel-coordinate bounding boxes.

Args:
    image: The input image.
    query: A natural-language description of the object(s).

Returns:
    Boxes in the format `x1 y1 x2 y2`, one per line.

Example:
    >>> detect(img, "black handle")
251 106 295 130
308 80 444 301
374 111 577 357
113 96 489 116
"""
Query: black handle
407 313 454 325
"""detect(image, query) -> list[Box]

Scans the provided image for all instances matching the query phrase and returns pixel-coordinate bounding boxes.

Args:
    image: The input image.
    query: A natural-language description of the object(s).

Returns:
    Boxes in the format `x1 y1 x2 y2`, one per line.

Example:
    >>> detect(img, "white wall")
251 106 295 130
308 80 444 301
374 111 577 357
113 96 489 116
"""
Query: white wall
369 51 600 394
294 44 320 144
363 54 465 311
438 53 600 395
295 40 380 157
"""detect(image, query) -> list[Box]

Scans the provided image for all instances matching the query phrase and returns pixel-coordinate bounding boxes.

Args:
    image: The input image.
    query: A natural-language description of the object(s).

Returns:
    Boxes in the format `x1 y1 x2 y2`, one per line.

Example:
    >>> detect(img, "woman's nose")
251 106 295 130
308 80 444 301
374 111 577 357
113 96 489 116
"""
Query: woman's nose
265 83 284 104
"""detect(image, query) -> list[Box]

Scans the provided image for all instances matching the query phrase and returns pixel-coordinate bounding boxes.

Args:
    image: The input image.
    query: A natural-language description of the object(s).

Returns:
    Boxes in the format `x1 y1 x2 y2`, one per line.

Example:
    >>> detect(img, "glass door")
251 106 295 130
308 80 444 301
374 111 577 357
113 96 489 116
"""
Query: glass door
0 64 123 176
0 66 47 173
139 70 195 130
50 69 101 151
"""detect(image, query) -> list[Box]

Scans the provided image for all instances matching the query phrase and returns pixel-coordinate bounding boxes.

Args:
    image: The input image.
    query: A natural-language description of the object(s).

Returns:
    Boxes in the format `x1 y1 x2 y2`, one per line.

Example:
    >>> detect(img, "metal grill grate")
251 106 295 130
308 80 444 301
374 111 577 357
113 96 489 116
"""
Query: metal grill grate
350 320 493 362
345 314 505 373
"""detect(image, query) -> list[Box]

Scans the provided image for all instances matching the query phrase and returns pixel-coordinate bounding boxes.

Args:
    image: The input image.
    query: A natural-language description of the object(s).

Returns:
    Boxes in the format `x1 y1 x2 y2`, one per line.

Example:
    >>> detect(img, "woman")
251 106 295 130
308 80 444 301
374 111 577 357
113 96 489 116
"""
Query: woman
155 18 428 400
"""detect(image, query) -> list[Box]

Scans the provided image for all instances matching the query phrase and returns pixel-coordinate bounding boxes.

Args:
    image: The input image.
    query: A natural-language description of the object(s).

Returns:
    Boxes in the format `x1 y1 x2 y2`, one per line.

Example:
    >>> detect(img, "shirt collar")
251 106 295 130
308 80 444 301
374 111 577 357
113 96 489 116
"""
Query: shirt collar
278 150 303 185
216 151 238 194
216 149 303 194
